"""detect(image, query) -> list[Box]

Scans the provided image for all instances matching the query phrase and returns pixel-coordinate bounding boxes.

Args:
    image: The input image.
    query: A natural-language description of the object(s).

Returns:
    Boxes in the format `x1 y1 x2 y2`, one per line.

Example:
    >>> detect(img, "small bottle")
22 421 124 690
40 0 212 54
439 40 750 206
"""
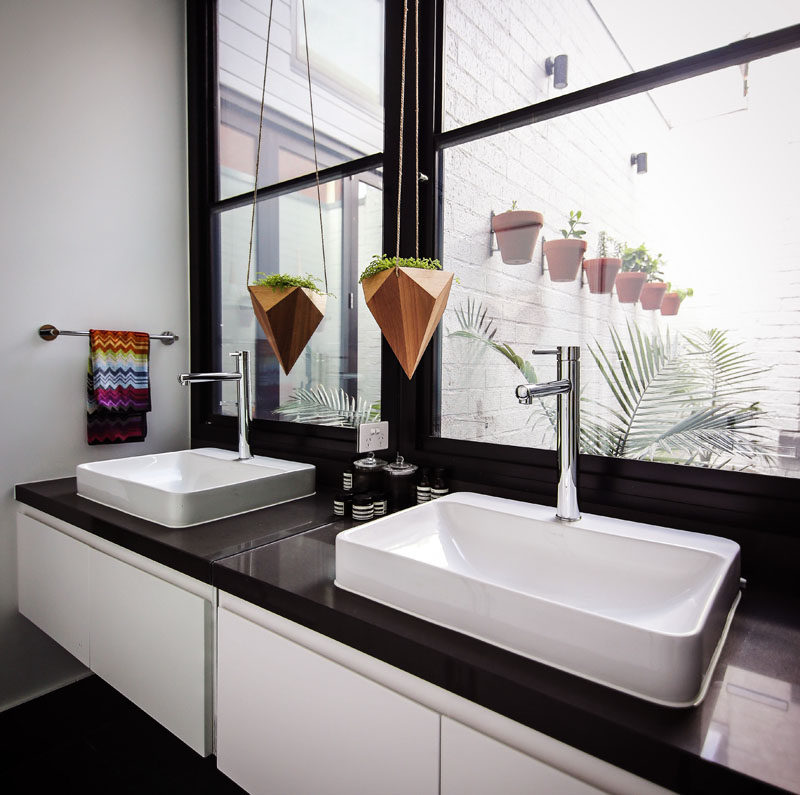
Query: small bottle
342 467 353 490
372 491 388 517
431 468 449 499
333 490 353 517
416 468 431 504
352 493 374 522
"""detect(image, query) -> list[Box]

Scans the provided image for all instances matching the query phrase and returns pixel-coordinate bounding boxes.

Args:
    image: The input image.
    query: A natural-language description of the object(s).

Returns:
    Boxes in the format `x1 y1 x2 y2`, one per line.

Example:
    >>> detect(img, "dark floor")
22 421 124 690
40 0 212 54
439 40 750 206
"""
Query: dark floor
0 675 246 794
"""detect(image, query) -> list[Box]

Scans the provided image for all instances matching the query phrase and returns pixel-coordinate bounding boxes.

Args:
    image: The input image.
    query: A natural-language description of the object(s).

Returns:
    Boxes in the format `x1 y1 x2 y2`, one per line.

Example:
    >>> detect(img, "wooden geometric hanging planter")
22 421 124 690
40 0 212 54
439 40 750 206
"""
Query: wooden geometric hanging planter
362 267 454 379
248 285 326 375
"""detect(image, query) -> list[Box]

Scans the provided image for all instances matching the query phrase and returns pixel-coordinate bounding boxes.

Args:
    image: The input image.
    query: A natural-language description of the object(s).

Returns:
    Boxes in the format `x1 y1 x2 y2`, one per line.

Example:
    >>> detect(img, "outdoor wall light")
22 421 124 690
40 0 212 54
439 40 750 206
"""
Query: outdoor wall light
630 152 648 174
545 54 568 89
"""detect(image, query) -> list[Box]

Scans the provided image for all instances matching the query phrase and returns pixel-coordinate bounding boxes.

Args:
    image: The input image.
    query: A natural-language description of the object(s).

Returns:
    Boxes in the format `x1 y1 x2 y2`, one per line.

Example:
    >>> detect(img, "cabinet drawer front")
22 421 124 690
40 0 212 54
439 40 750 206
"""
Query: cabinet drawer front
17 513 90 666
89 549 212 755
217 607 440 795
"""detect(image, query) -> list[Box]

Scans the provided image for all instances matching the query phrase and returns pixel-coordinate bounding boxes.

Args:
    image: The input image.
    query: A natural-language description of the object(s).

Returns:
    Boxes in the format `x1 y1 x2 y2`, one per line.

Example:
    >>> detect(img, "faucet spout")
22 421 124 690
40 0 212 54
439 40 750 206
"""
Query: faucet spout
515 346 580 521
178 351 253 461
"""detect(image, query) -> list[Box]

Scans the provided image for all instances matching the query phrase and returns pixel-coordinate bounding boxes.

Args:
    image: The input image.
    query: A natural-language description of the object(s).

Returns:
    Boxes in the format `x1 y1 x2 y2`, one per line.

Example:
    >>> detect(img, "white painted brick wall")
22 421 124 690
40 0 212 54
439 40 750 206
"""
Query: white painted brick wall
439 0 800 478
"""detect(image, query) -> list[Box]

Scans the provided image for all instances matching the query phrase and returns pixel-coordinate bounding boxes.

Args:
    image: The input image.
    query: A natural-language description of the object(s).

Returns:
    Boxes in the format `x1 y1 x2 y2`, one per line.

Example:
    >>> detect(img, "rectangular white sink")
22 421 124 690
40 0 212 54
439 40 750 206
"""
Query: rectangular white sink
77 448 315 527
335 492 741 707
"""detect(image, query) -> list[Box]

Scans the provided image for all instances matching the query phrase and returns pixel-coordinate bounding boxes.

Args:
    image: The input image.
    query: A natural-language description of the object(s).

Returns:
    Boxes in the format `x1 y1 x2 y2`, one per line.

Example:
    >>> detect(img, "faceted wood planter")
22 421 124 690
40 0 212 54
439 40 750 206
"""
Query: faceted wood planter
543 238 587 282
491 210 544 265
362 267 454 379
582 257 621 294
248 285 326 375
615 272 647 304
639 282 669 311
660 292 682 316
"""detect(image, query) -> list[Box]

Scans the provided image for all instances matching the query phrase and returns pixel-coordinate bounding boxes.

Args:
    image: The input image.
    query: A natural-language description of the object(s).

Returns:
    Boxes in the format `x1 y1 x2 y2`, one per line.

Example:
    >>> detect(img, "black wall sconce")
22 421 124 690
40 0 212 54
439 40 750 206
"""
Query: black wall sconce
545 54 568 89
630 152 648 174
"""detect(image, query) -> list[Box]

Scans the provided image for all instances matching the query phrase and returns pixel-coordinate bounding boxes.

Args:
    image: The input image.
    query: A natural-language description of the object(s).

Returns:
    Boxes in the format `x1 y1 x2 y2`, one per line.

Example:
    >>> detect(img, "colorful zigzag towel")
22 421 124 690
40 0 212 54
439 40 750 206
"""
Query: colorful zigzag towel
87 329 151 445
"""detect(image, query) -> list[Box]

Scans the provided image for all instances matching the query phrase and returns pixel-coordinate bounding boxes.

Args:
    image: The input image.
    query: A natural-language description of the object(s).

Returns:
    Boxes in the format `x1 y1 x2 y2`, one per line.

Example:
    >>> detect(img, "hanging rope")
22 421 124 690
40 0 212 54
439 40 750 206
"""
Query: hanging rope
246 0 328 294
394 0 421 264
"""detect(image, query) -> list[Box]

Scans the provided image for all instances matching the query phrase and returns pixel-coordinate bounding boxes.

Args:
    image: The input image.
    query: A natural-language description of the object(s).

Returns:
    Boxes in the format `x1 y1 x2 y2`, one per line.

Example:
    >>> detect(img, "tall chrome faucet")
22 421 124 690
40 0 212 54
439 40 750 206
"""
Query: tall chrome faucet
515 346 580 521
178 350 253 461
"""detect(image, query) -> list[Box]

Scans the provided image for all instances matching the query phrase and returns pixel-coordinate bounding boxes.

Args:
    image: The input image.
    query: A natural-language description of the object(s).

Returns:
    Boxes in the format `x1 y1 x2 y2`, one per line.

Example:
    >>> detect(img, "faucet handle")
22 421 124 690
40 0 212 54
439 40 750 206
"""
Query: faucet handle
532 346 580 360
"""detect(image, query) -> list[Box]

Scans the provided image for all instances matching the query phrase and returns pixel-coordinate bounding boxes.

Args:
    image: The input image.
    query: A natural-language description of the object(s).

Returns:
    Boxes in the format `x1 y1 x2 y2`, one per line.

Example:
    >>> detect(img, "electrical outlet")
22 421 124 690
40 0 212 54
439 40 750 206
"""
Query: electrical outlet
358 421 389 453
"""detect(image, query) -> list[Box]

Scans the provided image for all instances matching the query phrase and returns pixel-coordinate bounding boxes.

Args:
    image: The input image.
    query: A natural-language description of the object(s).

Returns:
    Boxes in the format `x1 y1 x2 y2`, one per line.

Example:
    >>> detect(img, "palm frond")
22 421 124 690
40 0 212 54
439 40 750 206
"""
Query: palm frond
275 385 380 427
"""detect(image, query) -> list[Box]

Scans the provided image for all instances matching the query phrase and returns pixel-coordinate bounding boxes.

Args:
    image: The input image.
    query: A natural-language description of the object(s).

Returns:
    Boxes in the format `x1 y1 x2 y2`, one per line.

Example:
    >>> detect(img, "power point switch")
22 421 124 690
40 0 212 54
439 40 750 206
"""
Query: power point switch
358 421 389 453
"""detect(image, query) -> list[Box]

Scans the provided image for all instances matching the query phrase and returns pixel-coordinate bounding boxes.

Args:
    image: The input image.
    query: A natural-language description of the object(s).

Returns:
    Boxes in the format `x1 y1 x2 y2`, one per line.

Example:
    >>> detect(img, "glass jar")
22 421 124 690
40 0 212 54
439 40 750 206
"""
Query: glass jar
384 454 418 512
352 452 388 494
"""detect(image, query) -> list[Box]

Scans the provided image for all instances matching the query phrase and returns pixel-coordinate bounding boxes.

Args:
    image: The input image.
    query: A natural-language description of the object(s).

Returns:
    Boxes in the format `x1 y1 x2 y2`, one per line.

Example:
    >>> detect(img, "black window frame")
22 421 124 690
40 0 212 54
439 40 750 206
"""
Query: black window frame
189 1 800 581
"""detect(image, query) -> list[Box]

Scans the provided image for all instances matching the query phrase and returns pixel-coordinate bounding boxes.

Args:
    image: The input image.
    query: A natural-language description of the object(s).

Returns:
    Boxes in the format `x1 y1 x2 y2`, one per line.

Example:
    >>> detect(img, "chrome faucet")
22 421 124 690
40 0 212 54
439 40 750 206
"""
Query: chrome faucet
178 350 253 461
515 346 580 521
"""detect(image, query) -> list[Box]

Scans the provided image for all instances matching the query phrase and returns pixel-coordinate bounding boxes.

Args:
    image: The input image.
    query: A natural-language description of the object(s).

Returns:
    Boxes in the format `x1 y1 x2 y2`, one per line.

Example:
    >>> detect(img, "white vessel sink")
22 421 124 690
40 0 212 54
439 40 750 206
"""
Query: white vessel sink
77 448 315 527
335 492 741 707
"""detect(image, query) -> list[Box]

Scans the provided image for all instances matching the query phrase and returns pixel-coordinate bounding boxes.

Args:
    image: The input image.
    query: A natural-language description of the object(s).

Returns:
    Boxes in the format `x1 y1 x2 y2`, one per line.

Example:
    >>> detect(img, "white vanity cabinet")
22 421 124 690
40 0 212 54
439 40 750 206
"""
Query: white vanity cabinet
218 593 672 795
16 508 214 756
216 604 440 795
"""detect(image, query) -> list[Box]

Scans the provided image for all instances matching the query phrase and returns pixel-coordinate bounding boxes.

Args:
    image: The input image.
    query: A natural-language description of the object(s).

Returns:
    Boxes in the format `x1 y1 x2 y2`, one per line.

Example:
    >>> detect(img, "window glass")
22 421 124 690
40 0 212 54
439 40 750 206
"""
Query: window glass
217 0 384 199
437 48 800 478
216 171 382 425
443 0 799 131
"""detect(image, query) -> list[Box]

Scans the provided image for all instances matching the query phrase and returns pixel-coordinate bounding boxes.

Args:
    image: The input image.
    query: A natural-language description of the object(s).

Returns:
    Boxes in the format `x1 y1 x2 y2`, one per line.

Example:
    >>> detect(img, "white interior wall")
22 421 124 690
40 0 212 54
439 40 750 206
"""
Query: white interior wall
0 0 190 710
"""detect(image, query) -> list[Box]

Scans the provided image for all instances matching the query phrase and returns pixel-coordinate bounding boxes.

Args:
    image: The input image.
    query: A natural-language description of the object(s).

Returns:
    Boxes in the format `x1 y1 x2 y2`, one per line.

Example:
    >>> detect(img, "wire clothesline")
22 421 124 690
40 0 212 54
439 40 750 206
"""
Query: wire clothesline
38 325 179 345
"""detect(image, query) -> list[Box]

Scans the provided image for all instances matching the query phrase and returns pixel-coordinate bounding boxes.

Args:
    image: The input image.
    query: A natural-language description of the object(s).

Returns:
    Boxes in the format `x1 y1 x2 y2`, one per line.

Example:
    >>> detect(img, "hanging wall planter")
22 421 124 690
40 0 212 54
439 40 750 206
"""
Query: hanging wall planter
616 243 664 304
583 230 621 294
661 287 694 316
361 257 454 379
243 1 330 376
639 281 669 310
248 275 327 374
543 209 587 282
491 205 544 265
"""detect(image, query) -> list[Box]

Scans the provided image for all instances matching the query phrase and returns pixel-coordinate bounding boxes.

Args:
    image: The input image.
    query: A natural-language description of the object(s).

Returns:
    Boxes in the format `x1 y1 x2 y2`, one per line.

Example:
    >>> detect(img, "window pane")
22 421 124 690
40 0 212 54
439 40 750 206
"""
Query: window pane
216 170 383 425
218 0 384 200
443 0 799 131
437 48 800 478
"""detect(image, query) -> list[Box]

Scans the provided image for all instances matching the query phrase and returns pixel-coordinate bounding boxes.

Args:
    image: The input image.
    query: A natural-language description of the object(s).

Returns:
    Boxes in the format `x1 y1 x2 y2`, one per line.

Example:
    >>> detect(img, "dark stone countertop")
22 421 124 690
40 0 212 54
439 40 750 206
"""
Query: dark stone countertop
16 479 800 793
214 523 800 795
15 477 347 583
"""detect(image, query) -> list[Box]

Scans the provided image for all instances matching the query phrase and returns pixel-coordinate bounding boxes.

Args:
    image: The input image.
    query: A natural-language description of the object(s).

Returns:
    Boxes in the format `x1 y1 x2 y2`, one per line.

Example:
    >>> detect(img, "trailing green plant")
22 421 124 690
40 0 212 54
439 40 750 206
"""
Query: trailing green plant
254 272 330 295
274 384 380 427
620 243 664 281
561 210 588 240
596 231 622 258
359 254 442 283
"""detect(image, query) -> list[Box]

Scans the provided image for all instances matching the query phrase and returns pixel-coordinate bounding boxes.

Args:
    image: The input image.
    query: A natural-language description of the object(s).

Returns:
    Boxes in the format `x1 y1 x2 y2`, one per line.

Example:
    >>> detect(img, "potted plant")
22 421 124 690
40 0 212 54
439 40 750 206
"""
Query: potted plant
491 201 544 265
360 255 454 379
615 243 663 304
582 231 621 294
542 210 588 282
661 286 694 316
639 253 669 310
248 272 328 374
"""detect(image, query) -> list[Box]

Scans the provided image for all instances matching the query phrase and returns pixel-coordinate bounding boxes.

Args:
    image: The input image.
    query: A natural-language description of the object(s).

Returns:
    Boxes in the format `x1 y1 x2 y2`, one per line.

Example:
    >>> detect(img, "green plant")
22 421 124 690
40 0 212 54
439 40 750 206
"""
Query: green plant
254 272 329 295
584 322 769 468
509 200 519 211
667 284 694 302
620 243 664 281
596 231 622 258
274 384 380 427
561 210 588 240
359 254 442 283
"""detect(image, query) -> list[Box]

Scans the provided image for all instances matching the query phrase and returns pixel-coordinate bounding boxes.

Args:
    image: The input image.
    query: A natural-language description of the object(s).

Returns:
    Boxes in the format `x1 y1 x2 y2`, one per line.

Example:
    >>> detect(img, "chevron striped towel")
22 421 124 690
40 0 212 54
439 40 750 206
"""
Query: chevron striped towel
87 330 151 445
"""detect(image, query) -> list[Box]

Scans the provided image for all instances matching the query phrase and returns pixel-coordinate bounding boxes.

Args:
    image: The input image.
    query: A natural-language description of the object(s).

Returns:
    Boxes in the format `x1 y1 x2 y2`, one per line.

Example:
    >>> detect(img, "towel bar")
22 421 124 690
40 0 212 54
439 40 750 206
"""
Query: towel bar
38 325 179 345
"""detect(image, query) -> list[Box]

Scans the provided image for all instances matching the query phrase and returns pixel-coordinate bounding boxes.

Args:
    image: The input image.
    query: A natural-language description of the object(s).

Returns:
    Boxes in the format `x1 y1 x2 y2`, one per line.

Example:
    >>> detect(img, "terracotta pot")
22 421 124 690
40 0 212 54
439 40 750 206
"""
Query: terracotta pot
582 257 621 294
248 285 326 374
639 282 669 310
543 238 587 282
614 272 647 303
661 292 681 316
491 210 544 265
362 266 454 379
